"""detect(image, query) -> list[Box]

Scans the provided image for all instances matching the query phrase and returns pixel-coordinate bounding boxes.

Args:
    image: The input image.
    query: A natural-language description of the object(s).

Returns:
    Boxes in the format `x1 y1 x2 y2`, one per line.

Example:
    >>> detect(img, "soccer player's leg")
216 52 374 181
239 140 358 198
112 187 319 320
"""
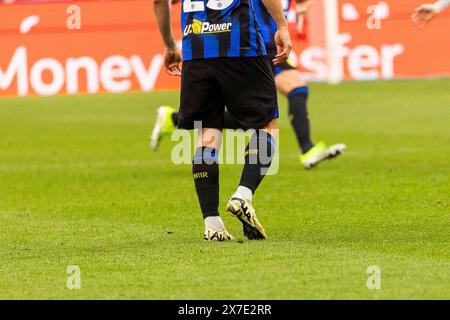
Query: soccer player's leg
194 128 234 242
275 67 346 169
178 59 233 242
227 120 278 240
218 56 278 240
275 69 314 153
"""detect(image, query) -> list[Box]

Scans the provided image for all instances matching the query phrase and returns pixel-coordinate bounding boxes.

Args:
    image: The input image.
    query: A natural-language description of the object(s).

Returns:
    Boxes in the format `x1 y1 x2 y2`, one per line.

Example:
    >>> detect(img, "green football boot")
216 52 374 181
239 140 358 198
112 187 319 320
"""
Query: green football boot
150 106 176 151
299 141 346 169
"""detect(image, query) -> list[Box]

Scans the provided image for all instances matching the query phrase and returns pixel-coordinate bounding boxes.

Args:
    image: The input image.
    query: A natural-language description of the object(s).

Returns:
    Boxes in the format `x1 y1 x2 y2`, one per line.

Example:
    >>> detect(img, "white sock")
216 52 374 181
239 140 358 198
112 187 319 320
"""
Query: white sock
205 216 225 229
236 186 253 203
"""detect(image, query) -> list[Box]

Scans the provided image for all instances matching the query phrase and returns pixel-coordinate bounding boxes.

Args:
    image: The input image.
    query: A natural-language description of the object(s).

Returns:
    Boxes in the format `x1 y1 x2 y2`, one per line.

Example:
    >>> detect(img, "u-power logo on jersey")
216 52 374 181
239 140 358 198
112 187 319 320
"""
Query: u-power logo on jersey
183 19 232 36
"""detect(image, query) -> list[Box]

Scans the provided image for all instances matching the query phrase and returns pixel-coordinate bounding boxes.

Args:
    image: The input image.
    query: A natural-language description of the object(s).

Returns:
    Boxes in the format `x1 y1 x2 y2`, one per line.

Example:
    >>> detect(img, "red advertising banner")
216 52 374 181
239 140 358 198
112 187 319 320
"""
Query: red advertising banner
337 0 450 80
0 0 449 97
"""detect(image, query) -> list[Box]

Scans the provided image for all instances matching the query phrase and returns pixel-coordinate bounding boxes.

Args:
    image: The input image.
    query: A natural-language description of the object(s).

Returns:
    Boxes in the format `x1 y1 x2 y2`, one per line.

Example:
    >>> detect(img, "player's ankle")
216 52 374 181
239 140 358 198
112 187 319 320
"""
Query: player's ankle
204 216 225 229
235 186 253 203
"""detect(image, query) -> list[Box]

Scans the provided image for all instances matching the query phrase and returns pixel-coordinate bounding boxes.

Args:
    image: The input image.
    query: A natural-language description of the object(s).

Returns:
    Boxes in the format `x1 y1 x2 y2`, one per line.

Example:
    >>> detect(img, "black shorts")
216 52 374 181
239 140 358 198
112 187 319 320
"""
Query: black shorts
266 45 296 76
178 56 278 130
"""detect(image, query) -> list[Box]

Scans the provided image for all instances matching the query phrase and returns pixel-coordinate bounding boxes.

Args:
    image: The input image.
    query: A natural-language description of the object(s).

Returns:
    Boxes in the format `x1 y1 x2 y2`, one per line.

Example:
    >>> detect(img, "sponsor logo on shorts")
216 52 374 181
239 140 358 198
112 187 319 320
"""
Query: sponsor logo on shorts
183 19 232 36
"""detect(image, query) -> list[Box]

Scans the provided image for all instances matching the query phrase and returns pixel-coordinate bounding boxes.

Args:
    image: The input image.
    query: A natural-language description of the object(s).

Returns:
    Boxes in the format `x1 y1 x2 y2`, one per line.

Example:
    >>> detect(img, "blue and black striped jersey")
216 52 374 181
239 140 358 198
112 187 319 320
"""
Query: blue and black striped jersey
181 0 266 61
252 0 292 56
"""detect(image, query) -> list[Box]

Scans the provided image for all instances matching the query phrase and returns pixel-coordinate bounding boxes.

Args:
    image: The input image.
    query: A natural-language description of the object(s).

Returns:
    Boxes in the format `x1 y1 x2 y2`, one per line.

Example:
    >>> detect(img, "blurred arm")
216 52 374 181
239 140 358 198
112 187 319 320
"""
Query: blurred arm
412 0 450 27
296 0 311 35
435 0 450 11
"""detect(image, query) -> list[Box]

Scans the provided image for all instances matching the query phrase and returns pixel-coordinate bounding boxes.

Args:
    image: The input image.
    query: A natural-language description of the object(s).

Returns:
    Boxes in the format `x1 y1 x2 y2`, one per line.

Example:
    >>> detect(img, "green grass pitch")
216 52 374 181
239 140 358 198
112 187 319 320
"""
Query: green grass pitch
0 79 449 299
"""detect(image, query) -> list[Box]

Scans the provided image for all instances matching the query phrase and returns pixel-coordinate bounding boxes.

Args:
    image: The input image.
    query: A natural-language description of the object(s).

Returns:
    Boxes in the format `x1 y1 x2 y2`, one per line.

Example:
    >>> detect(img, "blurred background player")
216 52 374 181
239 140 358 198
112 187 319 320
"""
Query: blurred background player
412 0 450 27
151 0 346 169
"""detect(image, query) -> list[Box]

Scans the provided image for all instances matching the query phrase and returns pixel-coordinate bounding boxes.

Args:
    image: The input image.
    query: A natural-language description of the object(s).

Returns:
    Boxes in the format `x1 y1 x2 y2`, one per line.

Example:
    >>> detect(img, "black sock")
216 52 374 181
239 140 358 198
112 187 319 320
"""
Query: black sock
288 87 314 154
172 112 179 127
239 130 275 193
192 147 219 218
224 111 241 129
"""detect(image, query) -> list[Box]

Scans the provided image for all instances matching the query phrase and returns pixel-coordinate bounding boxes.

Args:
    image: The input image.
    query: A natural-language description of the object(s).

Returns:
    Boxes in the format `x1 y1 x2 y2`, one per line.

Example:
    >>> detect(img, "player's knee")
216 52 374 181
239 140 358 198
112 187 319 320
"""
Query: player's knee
197 128 222 149
275 71 306 95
